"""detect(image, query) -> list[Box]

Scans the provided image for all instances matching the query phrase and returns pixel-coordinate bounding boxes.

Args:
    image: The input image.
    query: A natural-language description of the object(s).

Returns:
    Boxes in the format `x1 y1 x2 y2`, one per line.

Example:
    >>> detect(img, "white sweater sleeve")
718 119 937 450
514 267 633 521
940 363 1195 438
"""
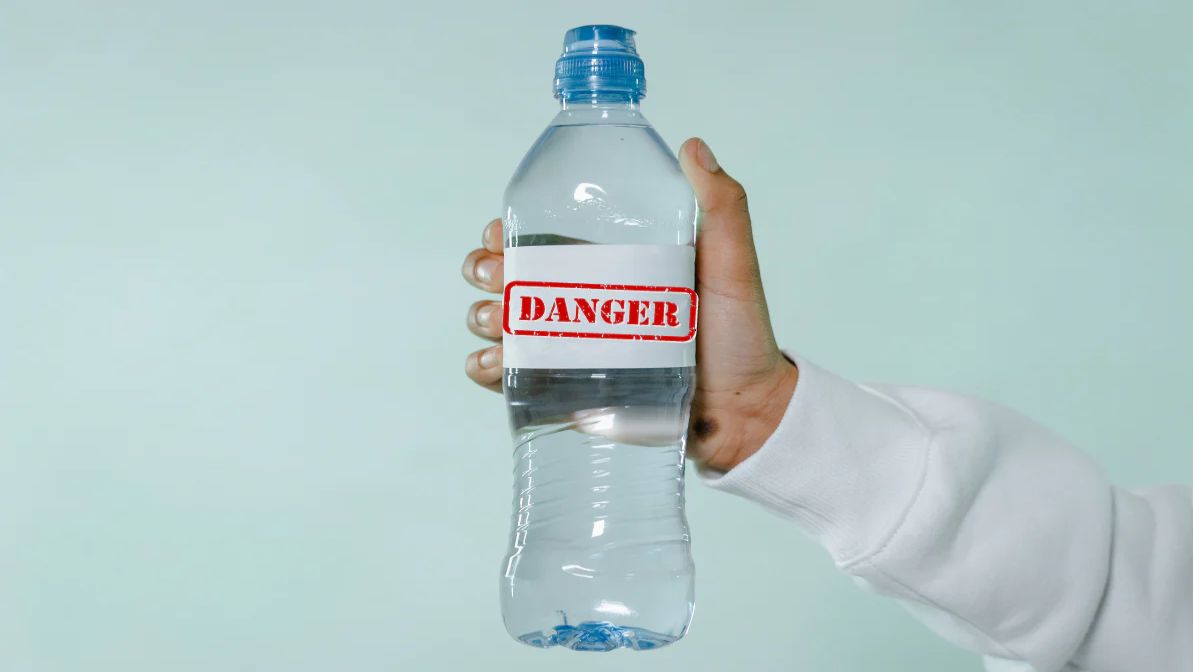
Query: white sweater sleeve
700 357 1192 672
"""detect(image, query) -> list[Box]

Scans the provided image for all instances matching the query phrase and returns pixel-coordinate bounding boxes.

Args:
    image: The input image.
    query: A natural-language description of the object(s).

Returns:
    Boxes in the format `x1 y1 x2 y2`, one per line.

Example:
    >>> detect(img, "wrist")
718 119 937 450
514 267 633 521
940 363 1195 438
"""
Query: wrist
696 354 798 473
733 354 799 469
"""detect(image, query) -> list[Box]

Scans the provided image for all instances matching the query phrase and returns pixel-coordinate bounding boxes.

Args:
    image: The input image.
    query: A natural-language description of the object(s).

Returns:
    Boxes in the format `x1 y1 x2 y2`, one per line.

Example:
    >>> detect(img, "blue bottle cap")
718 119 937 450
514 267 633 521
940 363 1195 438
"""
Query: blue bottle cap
554 25 646 101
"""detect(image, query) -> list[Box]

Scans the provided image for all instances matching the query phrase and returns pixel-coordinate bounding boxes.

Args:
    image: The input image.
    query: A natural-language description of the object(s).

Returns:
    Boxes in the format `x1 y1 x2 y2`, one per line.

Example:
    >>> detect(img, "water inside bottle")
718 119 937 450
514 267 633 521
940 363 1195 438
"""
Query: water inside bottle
501 367 695 650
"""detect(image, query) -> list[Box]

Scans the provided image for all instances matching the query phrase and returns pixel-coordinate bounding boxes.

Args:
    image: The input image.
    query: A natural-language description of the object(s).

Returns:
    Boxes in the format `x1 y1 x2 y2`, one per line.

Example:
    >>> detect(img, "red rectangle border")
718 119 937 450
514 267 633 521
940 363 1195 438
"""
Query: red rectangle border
503 280 698 342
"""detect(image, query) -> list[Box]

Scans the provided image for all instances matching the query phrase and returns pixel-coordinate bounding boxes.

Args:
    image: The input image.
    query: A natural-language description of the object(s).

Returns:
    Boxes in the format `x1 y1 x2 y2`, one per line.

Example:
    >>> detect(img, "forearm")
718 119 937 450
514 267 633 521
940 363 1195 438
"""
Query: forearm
701 356 1191 671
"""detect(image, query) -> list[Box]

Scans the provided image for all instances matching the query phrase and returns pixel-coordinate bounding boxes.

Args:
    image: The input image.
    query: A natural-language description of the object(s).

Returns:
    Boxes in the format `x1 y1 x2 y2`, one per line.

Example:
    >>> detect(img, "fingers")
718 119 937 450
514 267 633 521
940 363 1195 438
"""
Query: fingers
461 248 503 293
464 345 502 392
466 299 502 340
481 218 503 254
462 219 505 292
678 137 751 225
678 137 763 296
465 219 504 393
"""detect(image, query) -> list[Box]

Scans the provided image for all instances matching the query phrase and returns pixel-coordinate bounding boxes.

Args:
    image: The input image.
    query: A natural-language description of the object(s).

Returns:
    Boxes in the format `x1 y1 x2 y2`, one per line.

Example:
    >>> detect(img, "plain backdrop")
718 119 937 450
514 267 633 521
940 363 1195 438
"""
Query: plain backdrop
0 1 1190 671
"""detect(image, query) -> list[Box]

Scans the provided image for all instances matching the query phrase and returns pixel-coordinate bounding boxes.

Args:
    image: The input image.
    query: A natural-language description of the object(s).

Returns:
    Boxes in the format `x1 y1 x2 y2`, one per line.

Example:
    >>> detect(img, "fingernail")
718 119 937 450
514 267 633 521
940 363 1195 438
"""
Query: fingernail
475 304 496 327
479 346 500 369
695 139 720 173
474 257 499 284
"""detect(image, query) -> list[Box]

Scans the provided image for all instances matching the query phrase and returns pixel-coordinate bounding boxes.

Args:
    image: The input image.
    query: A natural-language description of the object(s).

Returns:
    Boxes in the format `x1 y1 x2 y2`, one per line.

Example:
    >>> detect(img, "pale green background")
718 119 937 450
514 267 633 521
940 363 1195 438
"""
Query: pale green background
0 1 1190 671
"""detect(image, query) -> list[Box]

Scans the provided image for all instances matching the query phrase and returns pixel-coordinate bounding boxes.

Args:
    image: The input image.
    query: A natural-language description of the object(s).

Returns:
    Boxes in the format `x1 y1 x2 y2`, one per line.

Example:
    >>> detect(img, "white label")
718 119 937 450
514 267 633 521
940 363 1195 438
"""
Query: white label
502 245 697 369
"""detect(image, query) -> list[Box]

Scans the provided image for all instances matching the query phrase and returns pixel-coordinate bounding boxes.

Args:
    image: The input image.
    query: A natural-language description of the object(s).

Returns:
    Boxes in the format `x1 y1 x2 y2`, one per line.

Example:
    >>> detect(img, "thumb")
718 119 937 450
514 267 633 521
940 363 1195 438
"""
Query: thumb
678 137 762 293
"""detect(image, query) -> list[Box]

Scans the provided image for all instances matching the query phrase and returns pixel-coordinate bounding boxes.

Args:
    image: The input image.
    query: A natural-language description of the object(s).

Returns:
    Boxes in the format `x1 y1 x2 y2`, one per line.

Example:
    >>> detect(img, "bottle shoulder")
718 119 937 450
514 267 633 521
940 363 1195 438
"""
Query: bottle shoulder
504 119 696 246
546 106 652 128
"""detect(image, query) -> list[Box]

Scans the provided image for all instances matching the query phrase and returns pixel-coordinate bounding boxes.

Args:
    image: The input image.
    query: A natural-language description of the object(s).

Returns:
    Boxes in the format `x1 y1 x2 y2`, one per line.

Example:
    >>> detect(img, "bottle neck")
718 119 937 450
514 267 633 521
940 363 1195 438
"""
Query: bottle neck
553 94 647 127
560 89 639 107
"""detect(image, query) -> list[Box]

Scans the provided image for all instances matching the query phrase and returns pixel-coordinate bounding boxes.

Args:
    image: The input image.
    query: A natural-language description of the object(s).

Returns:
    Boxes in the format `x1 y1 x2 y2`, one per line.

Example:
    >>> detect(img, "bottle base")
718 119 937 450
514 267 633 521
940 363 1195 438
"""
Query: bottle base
516 620 680 651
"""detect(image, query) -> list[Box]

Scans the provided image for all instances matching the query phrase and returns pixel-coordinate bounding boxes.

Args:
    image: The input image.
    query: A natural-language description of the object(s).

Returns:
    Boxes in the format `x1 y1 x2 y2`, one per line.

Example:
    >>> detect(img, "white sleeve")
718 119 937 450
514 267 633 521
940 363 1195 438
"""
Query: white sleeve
699 356 1192 672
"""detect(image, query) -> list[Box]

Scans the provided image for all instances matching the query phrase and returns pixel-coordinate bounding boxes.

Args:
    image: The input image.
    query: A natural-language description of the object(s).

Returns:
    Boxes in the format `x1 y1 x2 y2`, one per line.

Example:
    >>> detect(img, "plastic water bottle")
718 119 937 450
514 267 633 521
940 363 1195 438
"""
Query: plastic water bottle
499 25 698 651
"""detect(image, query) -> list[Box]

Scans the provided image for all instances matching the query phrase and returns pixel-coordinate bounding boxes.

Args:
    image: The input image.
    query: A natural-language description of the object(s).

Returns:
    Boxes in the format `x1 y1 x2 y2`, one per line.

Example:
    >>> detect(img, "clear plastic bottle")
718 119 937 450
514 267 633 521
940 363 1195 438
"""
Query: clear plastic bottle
498 25 697 651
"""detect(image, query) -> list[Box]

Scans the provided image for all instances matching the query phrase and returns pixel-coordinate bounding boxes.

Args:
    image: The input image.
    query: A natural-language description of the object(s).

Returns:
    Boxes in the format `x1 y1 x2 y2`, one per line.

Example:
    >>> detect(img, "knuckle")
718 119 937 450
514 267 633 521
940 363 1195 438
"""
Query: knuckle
727 178 748 205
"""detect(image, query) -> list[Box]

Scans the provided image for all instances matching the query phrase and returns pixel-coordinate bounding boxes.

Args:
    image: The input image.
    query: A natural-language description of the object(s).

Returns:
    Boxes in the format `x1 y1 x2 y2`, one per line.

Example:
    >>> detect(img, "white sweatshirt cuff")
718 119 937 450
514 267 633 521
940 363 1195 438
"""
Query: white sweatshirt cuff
698 355 933 564
698 354 1186 671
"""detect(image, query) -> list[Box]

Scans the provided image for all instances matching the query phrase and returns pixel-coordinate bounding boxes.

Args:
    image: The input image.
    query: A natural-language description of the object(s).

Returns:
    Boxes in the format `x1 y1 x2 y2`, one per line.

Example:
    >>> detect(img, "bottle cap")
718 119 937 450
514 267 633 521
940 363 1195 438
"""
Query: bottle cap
554 25 646 101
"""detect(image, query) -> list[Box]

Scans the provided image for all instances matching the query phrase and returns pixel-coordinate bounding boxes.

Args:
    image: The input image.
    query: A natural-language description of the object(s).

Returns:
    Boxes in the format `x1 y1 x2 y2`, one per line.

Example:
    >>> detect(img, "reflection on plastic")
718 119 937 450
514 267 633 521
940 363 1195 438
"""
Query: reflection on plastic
571 406 688 447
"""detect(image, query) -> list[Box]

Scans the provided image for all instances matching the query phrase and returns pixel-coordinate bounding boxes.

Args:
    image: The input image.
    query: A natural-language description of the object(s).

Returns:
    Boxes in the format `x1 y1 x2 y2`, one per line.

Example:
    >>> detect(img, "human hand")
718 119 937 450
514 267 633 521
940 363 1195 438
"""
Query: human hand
462 138 796 472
